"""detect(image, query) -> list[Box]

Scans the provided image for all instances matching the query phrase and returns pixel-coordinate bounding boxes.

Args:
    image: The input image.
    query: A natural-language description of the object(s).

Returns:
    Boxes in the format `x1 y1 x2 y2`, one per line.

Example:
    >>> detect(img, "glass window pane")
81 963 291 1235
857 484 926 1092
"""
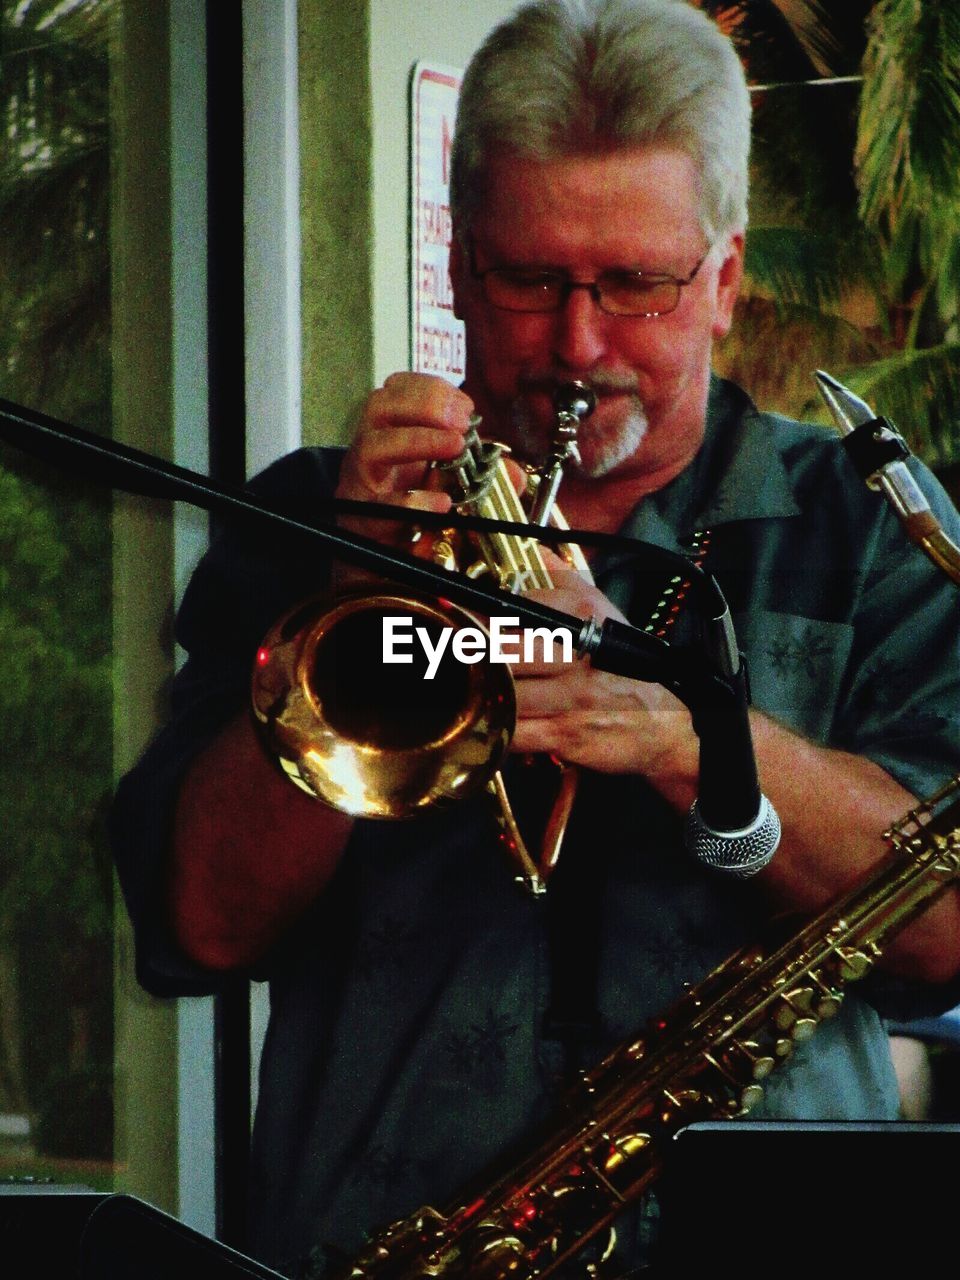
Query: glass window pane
1 0 115 1191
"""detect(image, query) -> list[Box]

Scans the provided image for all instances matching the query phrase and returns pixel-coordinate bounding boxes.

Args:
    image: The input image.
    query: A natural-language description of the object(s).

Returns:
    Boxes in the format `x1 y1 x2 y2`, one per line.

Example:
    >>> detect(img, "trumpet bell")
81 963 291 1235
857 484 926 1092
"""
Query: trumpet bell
251 591 516 818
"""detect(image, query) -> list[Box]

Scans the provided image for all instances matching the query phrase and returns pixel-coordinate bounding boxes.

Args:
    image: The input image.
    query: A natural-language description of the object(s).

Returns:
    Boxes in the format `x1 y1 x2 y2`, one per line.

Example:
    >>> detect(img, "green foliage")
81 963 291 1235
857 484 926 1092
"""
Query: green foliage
0 0 112 941
0 0 114 1169
0 0 111 422
704 0 960 469
743 224 872 315
0 455 112 940
856 0 960 229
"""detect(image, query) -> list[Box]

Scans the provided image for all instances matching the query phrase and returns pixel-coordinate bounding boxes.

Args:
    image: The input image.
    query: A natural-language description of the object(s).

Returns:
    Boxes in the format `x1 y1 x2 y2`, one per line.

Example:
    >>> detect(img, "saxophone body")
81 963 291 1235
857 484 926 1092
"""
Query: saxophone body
341 779 960 1280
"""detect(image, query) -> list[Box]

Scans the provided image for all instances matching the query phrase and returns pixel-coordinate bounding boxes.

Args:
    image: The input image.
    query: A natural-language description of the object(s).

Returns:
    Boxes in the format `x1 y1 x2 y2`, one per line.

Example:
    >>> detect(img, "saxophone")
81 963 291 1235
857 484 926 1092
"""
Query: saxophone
339 779 960 1280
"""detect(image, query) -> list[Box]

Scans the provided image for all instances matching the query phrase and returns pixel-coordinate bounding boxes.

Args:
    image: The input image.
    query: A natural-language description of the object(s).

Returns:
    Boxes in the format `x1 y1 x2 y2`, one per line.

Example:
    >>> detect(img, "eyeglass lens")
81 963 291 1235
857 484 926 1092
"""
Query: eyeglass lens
482 270 682 316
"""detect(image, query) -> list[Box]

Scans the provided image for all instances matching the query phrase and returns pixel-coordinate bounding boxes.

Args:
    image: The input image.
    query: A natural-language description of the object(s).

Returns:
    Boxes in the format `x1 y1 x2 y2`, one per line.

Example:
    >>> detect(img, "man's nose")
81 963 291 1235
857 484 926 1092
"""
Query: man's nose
551 284 609 368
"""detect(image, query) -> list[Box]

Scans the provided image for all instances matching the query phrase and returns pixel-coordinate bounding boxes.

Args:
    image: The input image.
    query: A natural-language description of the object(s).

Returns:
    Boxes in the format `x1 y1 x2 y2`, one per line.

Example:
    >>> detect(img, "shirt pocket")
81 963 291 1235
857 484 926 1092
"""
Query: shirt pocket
731 610 855 744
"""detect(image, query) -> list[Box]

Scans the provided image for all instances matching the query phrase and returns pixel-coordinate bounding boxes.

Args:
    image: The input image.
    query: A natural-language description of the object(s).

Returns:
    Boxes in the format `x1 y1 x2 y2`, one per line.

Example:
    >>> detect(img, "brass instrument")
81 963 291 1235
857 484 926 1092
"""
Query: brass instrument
816 369 960 585
338 779 960 1280
252 383 596 894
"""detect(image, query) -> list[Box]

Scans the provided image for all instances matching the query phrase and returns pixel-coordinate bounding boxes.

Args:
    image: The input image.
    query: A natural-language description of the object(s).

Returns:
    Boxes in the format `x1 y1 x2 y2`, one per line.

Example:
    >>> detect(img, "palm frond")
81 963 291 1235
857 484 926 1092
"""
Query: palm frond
856 0 960 231
765 0 846 78
1 4 109 154
749 74 863 229
716 295 880 424
699 0 845 80
743 224 882 313
0 0 110 415
0 134 109 249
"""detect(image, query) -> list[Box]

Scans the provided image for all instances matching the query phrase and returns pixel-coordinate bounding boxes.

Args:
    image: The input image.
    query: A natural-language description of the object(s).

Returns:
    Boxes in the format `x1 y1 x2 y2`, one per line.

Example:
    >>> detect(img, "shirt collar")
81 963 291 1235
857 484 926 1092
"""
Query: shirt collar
614 376 802 557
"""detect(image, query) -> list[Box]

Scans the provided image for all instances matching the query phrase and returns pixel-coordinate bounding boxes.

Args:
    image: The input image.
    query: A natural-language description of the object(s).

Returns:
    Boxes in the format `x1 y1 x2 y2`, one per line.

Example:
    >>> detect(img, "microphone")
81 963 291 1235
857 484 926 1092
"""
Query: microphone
685 625 781 876
682 688 782 878
583 607 781 878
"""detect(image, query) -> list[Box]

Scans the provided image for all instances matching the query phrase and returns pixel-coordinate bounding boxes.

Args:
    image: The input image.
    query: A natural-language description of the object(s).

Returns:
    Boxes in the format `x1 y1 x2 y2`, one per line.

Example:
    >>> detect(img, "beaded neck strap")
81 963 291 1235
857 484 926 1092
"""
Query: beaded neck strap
642 528 713 640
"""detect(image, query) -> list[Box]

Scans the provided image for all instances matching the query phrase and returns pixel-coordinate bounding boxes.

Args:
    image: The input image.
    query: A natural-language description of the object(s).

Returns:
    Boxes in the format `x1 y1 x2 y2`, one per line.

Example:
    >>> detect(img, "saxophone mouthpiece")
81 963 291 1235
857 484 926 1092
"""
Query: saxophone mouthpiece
813 370 960 585
553 380 597 421
814 369 875 435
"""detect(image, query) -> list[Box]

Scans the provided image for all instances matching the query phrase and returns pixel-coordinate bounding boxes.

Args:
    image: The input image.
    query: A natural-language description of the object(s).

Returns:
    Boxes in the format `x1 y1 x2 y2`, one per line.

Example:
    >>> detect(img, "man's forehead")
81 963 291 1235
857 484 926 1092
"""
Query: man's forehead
476 140 700 186
465 144 707 258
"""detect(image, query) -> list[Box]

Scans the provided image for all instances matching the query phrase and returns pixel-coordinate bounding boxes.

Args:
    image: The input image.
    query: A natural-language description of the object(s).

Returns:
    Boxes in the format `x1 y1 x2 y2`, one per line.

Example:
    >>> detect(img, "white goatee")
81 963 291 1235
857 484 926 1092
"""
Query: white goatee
511 390 649 479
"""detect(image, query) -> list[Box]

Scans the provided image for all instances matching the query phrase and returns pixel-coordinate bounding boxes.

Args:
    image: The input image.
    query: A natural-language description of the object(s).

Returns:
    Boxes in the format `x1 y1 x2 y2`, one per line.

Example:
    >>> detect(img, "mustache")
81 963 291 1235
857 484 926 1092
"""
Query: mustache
516 370 641 398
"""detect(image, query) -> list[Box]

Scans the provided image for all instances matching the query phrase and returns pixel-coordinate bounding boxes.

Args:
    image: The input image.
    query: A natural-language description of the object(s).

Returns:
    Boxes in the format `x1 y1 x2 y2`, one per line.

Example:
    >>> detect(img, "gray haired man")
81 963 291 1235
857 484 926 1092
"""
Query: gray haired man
115 3 960 1274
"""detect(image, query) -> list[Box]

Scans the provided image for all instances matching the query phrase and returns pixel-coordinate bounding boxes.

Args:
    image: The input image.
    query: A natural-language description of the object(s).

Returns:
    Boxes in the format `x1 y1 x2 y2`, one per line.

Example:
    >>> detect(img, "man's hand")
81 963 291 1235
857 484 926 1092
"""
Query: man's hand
335 373 475 543
510 550 698 789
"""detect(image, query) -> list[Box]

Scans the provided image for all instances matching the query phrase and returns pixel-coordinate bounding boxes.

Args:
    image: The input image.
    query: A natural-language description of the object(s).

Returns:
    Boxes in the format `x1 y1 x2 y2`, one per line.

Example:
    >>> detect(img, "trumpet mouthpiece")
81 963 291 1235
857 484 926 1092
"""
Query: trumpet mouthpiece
553 380 596 421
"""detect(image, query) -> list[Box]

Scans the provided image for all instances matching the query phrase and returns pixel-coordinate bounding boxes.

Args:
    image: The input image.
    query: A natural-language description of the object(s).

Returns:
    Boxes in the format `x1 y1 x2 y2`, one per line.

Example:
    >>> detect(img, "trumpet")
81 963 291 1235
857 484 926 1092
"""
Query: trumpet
251 383 597 894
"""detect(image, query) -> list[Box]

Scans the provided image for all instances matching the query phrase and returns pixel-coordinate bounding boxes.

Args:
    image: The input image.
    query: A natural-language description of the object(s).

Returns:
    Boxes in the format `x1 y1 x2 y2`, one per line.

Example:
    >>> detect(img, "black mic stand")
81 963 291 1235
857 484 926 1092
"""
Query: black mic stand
0 395 779 868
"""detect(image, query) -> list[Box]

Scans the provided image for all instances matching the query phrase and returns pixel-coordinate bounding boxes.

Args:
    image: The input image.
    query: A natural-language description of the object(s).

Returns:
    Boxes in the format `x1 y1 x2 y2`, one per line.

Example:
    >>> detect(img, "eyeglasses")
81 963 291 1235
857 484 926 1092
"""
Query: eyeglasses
469 241 711 318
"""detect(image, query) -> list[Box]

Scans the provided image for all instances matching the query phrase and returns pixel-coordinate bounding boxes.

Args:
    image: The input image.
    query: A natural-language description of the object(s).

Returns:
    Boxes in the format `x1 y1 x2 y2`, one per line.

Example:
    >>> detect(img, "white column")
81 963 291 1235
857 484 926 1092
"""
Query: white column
170 0 216 1236
242 0 303 477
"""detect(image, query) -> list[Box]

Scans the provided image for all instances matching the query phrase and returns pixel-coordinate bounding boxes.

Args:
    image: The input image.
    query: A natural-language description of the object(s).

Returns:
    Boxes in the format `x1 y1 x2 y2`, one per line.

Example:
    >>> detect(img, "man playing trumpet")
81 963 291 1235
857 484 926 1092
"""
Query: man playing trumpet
113 2 960 1275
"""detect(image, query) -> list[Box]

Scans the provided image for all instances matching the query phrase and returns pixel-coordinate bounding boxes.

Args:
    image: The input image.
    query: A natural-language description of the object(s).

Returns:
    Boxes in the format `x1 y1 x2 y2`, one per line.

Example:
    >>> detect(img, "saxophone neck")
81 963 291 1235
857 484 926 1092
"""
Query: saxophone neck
815 368 960 586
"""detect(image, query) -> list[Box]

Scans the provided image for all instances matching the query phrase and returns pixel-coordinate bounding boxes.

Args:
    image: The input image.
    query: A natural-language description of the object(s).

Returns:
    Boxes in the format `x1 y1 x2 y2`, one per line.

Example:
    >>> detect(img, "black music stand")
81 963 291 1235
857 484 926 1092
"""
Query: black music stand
654 1120 960 1275
0 1186 285 1279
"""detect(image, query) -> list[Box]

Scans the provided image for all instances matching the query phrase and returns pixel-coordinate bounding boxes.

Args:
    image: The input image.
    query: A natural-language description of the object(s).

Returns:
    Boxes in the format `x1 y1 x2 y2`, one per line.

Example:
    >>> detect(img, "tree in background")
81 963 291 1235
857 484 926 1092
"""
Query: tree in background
703 0 960 475
0 0 110 420
0 0 113 1166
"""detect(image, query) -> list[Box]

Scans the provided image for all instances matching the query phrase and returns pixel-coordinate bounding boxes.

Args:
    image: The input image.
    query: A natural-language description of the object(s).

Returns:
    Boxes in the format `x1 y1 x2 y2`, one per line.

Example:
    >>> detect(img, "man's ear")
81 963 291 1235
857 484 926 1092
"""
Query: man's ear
449 232 466 321
712 231 744 339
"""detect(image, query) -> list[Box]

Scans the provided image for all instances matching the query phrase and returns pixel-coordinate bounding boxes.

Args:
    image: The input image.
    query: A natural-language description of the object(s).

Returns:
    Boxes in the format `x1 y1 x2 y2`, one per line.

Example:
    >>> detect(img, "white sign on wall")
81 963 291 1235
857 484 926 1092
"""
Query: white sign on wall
410 62 464 384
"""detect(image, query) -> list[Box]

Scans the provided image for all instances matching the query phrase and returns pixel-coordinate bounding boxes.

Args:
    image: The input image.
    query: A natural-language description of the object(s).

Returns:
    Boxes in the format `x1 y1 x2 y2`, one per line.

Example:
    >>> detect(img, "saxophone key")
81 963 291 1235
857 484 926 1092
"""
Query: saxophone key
773 985 814 1031
814 992 843 1018
602 1132 652 1174
658 1088 704 1126
788 1017 819 1043
735 1041 776 1080
738 1083 765 1112
661 1087 702 1111
833 946 874 980
713 1041 774 1081
806 970 845 1017
465 1230 531 1280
